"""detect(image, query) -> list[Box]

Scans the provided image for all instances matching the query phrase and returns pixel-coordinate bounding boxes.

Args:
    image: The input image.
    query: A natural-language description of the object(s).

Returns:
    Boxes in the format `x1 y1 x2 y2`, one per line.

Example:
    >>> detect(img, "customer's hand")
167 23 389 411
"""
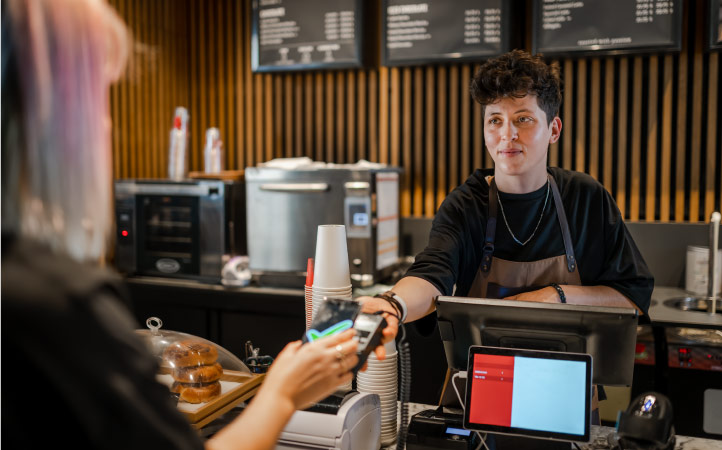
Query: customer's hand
357 295 400 361
261 329 359 410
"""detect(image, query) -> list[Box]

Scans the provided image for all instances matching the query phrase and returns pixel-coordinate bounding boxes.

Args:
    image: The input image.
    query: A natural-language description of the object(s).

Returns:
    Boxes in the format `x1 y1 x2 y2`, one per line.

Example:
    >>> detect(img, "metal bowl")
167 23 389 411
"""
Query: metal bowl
663 296 721 314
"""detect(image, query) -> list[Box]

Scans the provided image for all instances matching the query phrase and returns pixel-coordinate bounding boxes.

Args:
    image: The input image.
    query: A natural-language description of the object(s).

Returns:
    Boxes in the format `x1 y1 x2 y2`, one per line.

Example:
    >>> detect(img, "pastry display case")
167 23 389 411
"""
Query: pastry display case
136 317 265 428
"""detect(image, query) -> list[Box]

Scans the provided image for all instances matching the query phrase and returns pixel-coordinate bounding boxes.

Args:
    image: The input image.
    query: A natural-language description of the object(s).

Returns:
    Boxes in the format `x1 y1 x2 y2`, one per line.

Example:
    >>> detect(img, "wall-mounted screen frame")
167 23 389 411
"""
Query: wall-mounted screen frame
531 0 683 57
381 0 518 67
251 0 370 72
710 0 722 50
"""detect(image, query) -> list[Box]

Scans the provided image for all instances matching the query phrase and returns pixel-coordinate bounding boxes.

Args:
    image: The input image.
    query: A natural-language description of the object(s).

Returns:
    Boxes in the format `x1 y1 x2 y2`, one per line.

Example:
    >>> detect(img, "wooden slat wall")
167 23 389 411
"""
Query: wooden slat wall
110 0 721 222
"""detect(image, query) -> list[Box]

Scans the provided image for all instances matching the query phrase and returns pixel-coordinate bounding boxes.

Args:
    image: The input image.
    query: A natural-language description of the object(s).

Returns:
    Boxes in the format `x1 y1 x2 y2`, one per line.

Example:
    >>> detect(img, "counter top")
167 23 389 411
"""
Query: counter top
395 403 722 450
126 275 303 297
650 287 722 328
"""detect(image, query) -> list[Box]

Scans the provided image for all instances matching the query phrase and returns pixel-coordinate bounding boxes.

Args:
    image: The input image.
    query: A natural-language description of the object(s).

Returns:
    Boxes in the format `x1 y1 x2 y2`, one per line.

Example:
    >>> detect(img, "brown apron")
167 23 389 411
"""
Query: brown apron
439 174 600 419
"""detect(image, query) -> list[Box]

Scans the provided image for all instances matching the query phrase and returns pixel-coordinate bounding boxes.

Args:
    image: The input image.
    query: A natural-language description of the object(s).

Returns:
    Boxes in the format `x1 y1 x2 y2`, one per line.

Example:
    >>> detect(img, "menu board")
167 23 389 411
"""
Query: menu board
251 0 366 72
532 0 682 56
382 0 515 66
711 0 722 50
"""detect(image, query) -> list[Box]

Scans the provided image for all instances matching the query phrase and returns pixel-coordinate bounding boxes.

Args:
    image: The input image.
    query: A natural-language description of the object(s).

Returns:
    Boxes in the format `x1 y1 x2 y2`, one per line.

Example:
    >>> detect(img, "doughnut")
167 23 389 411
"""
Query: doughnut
172 362 223 384
170 381 183 394
177 381 221 404
162 339 218 368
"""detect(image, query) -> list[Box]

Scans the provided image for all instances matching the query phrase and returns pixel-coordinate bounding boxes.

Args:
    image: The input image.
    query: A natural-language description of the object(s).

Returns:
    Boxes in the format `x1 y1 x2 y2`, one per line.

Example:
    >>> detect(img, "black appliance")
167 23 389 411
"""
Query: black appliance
114 179 245 282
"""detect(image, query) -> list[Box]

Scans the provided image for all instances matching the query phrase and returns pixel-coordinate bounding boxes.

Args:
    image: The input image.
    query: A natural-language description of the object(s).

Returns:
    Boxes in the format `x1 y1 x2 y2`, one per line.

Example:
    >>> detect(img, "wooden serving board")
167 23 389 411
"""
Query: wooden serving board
188 170 244 181
157 369 264 428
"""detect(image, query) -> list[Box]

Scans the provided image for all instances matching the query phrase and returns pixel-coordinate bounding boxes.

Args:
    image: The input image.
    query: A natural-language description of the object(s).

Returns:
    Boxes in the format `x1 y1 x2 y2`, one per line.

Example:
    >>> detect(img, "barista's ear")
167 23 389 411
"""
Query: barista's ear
549 117 562 144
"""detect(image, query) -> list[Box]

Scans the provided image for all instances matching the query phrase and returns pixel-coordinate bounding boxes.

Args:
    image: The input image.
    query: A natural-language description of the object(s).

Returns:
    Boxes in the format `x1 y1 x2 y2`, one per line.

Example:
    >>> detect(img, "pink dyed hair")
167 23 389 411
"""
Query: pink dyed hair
2 0 129 262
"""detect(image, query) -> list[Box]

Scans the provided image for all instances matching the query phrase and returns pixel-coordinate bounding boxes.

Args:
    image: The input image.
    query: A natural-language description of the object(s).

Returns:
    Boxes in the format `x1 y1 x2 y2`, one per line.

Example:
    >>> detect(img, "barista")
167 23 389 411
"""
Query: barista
360 50 654 412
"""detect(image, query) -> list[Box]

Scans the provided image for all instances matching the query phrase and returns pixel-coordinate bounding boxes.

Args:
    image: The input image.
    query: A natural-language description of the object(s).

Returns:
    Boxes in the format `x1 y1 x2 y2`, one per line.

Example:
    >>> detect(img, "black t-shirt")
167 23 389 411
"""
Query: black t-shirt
1 236 204 450
405 167 654 314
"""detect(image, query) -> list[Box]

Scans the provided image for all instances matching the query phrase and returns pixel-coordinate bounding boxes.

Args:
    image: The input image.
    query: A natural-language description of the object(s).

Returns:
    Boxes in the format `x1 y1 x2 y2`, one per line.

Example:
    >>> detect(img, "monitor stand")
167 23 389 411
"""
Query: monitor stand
486 434 572 450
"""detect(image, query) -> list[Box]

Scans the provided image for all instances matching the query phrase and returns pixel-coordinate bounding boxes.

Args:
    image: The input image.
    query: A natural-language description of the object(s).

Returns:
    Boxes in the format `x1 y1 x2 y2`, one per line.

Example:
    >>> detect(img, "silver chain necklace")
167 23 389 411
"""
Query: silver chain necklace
496 180 550 246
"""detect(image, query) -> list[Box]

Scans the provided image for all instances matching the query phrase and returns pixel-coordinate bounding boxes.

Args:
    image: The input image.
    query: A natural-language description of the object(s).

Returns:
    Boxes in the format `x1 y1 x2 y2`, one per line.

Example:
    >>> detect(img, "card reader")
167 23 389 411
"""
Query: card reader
406 409 479 450
351 312 387 373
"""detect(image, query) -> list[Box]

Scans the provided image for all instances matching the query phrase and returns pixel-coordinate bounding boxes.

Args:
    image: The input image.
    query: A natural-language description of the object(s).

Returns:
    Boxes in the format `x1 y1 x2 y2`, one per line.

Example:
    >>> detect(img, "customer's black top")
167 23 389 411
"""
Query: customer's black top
1 235 204 450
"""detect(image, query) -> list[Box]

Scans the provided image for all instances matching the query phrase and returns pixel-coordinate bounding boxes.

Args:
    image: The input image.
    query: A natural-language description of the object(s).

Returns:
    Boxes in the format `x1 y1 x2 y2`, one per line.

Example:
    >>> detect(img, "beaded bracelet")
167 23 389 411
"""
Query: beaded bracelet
549 283 567 304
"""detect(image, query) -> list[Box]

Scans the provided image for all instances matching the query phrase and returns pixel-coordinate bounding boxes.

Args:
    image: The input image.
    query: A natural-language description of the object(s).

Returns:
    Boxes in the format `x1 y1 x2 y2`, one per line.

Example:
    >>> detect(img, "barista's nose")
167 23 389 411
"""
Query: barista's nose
500 121 518 142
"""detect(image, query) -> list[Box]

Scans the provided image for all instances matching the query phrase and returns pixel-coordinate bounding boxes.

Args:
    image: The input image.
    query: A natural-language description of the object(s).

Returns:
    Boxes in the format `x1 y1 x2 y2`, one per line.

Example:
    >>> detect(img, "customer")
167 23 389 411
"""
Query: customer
1 1 357 450
361 50 654 414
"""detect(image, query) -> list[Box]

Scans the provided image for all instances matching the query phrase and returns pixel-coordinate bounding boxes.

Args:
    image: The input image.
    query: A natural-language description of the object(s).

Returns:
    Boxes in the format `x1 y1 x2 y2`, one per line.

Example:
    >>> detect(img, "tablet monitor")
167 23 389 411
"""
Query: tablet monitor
463 346 592 443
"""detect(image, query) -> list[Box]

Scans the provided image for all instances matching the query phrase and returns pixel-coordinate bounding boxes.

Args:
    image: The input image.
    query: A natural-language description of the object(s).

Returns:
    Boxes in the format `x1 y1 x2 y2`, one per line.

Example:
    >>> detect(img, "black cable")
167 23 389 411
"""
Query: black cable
372 309 410 449
395 321 410 450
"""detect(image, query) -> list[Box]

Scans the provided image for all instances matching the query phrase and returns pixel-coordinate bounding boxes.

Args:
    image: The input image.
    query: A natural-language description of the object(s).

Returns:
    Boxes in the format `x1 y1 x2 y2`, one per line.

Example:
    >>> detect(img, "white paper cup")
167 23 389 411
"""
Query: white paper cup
357 377 396 386
358 377 395 384
361 369 396 377
364 358 397 368
376 391 399 399
312 285 353 293
359 368 396 377
356 383 398 399
313 225 351 289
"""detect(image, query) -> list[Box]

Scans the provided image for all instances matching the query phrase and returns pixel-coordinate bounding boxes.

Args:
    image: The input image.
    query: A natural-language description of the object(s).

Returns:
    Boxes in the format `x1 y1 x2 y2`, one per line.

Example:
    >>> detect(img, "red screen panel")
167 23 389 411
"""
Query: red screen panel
468 353 514 426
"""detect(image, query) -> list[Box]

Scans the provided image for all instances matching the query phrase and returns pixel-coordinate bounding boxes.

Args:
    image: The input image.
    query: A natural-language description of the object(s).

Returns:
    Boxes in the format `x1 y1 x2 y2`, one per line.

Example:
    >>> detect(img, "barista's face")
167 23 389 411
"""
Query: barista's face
484 95 561 190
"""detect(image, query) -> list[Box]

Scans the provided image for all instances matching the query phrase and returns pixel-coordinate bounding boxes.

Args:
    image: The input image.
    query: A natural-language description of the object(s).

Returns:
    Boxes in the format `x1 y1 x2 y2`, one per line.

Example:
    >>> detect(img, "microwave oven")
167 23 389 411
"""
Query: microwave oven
114 179 245 282
245 166 401 287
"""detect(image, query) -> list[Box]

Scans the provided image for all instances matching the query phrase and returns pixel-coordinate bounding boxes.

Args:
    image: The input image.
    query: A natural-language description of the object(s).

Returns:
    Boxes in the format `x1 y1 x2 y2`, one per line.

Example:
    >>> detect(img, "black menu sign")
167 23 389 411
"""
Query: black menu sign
710 0 722 50
252 0 365 72
532 0 682 56
382 0 513 66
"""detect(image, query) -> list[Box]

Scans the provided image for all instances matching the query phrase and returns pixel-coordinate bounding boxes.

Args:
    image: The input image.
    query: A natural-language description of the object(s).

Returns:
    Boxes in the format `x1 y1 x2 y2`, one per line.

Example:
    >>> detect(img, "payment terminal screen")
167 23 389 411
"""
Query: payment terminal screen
303 298 360 343
466 352 588 437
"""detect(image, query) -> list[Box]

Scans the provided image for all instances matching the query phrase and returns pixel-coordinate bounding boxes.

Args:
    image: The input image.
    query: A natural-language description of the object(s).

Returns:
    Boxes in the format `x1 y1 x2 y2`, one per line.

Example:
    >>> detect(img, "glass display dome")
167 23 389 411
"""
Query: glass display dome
136 317 250 404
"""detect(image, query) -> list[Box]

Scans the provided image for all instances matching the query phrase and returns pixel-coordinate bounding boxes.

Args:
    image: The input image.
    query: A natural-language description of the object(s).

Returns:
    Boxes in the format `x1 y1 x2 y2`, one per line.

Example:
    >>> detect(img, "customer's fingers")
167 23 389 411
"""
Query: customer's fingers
323 328 356 346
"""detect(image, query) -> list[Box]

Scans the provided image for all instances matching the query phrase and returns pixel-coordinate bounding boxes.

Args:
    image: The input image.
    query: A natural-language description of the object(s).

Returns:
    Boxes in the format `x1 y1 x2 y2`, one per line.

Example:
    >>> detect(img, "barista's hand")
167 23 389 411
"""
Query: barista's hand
505 286 561 303
260 329 358 410
357 295 399 360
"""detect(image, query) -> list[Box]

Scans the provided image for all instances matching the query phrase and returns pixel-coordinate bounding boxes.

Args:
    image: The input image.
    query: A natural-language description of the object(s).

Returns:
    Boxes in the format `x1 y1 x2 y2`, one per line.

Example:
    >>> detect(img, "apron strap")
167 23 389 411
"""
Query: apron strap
548 174 577 273
481 179 498 273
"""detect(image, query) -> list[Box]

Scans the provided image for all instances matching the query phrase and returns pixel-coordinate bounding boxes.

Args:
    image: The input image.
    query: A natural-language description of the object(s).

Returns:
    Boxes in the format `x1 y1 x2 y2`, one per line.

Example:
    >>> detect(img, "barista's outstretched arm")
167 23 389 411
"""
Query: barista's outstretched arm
357 276 442 359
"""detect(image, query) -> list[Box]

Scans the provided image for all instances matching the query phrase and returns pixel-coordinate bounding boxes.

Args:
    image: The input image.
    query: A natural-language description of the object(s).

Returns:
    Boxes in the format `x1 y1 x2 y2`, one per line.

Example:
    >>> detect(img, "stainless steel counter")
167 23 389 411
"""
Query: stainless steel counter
650 287 722 328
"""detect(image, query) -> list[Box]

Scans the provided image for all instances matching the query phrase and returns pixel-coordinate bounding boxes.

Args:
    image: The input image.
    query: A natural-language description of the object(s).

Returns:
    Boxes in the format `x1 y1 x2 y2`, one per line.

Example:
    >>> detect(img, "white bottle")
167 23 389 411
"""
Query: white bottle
168 107 189 180
204 127 223 174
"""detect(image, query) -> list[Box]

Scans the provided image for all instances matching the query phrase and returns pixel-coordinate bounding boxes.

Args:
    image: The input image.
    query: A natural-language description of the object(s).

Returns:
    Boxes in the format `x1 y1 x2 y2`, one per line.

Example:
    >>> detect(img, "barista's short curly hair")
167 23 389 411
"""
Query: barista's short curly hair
470 49 562 125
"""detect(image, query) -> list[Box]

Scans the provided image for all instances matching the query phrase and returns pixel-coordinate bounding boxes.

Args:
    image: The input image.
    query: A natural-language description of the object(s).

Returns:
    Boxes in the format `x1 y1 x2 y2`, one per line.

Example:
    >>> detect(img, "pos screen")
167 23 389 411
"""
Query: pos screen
463 346 592 442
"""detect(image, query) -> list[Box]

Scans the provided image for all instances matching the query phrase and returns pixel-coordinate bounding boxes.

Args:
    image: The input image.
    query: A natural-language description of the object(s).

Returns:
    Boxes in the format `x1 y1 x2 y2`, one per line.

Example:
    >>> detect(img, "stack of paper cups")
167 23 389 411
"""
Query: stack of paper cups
356 340 398 446
305 258 314 330
305 285 313 330
311 225 353 319
311 225 353 391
